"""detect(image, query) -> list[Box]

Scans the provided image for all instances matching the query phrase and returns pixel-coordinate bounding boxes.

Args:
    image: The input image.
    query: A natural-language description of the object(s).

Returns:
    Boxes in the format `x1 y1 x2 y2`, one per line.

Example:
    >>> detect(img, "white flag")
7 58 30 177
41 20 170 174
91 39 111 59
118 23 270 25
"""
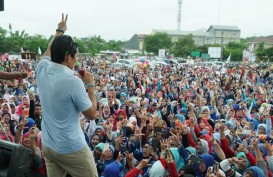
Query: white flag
249 43 255 52
226 54 231 62
21 47 24 53
38 47 42 55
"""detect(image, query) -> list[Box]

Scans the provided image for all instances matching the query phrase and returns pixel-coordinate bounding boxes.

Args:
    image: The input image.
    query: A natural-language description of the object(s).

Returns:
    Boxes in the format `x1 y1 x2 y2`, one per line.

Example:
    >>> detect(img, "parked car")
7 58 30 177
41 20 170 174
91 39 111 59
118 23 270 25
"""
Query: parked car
110 63 123 69
150 61 168 66
117 59 135 68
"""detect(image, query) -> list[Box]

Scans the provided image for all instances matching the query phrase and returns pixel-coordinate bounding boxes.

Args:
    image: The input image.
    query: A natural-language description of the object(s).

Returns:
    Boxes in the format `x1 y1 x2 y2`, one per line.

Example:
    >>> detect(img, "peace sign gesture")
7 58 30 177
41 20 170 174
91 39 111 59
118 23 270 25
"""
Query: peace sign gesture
57 13 68 32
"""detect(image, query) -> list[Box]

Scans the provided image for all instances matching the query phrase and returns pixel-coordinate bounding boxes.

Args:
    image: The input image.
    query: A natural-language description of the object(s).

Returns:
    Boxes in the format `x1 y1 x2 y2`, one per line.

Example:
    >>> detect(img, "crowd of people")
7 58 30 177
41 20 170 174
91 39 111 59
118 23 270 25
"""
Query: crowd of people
1 15 273 177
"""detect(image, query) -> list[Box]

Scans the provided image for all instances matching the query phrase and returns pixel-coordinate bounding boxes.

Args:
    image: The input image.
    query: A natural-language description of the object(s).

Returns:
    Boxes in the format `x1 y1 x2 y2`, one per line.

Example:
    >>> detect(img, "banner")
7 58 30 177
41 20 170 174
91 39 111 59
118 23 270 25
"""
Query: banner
208 47 221 58
158 49 166 58
243 50 256 63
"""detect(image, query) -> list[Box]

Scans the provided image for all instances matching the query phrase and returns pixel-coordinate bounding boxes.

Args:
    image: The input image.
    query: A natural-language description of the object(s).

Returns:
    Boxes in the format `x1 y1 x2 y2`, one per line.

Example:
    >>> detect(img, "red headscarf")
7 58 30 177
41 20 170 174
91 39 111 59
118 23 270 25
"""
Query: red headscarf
200 134 212 153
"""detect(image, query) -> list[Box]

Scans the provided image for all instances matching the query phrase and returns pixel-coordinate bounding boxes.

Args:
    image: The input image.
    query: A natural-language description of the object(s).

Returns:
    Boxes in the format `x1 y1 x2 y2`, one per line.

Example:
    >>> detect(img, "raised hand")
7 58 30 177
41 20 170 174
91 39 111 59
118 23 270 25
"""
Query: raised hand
135 128 144 140
122 119 128 126
168 113 174 121
210 137 218 146
105 123 113 133
166 148 174 163
160 139 168 152
205 167 216 177
100 149 111 162
116 135 126 147
219 123 225 133
17 119 28 131
228 157 238 165
252 138 259 149
116 152 124 162
29 127 38 138
237 142 248 154
124 152 134 168
80 68 95 86
29 93 35 101
263 141 273 156
57 13 68 32
98 102 104 109
182 125 188 135
125 99 130 107
230 128 238 138
139 157 152 169
116 121 122 131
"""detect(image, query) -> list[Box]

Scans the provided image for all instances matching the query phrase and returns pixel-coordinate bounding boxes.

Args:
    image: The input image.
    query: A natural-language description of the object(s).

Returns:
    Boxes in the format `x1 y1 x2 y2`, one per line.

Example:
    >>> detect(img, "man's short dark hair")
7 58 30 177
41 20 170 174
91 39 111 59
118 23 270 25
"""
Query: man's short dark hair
35 103 41 107
50 35 78 64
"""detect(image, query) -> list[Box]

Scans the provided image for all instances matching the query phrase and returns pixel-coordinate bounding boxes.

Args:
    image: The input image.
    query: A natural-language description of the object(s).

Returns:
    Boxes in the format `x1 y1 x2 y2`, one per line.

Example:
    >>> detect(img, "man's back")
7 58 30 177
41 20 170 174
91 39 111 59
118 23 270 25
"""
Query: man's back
36 57 91 154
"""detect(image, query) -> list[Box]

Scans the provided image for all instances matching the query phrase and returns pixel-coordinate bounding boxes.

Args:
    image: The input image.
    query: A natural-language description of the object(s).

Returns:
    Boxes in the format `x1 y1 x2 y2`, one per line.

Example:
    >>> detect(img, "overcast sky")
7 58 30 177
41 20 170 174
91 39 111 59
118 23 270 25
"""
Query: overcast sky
0 0 272 41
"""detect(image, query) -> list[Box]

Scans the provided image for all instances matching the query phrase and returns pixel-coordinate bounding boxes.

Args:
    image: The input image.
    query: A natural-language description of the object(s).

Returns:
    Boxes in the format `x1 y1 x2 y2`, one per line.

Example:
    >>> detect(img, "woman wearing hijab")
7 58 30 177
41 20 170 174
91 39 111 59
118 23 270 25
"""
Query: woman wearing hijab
93 126 106 143
102 104 111 119
95 143 117 177
195 139 209 156
89 134 102 151
0 102 12 115
119 92 127 106
15 125 46 176
1 112 16 136
195 154 215 177
104 159 124 177
244 166 266 177
0 120 15 142
235 152 251 175
169 147 185 173
16 95 30 116
186 147 197 157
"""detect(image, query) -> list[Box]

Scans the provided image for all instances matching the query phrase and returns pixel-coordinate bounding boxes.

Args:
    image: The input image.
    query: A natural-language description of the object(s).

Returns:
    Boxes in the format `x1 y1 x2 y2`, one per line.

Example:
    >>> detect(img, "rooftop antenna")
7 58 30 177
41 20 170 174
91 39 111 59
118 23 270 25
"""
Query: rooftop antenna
177 0 182 31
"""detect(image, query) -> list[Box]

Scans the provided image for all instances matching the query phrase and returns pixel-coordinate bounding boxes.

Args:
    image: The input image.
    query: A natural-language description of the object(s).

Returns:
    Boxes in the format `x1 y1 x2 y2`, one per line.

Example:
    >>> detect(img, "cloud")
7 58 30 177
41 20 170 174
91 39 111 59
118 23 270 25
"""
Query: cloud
0 0 272 40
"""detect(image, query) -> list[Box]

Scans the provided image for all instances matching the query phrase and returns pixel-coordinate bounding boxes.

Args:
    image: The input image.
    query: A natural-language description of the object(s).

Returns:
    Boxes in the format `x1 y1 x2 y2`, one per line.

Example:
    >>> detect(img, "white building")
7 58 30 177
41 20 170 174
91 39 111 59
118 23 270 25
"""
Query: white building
207 25 241 44
152 25 241 46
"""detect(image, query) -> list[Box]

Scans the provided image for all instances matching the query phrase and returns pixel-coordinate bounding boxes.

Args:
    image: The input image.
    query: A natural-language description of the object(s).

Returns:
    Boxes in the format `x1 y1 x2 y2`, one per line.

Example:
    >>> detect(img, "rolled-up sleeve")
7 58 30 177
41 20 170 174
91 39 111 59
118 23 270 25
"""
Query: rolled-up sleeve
71 79 92 112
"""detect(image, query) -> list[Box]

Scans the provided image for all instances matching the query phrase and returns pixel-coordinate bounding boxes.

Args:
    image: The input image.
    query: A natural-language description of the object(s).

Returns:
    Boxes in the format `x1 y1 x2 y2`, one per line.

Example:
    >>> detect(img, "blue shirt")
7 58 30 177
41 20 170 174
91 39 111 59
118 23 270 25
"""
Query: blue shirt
36 56 92 154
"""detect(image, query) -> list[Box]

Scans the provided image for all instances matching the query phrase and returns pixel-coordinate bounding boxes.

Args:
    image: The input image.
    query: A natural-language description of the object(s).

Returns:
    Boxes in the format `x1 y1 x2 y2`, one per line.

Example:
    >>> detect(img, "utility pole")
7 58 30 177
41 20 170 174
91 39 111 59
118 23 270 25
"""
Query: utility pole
221 31 224 61
218 0 222 24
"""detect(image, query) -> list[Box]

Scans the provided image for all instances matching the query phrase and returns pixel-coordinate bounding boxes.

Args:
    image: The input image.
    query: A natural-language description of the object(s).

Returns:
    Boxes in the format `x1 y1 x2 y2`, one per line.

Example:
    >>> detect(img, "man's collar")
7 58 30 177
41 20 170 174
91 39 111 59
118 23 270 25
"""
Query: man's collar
50 62 74 76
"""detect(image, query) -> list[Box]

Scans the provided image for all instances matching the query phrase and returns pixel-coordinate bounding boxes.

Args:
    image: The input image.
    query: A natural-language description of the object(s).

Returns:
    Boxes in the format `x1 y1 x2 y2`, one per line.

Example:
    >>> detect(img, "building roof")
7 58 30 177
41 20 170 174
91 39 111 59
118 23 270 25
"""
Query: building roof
125 34 140 50
152 29 212 37
252 35 273 44
208 25 240 31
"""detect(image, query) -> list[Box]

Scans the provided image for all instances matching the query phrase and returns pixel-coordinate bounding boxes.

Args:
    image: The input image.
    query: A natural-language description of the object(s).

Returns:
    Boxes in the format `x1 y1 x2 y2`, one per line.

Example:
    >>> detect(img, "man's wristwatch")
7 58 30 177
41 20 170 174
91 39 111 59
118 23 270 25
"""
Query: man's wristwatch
56 28 65 34
85 83 96 88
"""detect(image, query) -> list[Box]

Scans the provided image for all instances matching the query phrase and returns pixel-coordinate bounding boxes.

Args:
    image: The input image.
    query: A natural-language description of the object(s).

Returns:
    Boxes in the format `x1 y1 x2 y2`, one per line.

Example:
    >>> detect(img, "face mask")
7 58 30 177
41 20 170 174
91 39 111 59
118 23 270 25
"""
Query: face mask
202 129 209 134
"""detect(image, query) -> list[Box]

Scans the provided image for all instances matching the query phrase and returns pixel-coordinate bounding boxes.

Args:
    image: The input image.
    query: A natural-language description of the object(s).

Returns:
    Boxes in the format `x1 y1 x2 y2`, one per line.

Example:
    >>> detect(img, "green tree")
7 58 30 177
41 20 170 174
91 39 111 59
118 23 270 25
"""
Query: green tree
0 27 8 53
196 44 209 54
256 42 266 60
172 34 196 57
24 35 49 54
105 40 125 51
75 38 88 54
223 48 242 61
222 41 246 61
226 41 245 50
144 32 172 55
4 24 29 53
84 35 107 55
264 47 273 61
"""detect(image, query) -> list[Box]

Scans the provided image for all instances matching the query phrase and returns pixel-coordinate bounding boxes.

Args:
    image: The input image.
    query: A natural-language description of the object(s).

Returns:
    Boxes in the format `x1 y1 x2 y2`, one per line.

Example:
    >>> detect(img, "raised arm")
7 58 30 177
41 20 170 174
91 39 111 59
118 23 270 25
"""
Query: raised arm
43 13 68 57
0 71 27 80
